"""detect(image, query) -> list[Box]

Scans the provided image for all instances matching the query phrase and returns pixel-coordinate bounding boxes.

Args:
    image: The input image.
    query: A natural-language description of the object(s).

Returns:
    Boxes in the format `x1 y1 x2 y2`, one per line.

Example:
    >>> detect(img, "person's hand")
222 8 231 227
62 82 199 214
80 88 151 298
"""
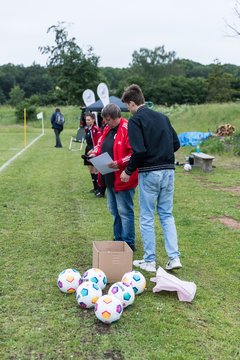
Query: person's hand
87 149 93 155
88 153 96 158
120 170 130 182
108 161 119 170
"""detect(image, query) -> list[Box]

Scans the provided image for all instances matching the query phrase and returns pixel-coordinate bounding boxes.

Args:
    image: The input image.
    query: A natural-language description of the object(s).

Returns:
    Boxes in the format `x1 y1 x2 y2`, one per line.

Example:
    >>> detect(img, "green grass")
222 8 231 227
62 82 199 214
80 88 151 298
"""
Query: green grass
0 105 81 129
156 102 240 134
0 105 16 125
0 105 240 359
0 126 42 166
1 102 240 131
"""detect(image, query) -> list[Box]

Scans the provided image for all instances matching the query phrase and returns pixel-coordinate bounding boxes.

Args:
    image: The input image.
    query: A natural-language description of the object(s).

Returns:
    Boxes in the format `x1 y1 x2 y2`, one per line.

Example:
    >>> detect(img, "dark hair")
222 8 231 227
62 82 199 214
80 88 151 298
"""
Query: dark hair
55 108 60 112
121 84 145 105
85 112 96 120
101 103 121 119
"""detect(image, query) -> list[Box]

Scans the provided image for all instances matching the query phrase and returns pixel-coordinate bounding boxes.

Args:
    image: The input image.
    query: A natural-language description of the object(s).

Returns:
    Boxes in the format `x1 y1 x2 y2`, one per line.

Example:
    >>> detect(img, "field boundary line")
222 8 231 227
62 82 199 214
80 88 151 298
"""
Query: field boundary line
0 133 44 173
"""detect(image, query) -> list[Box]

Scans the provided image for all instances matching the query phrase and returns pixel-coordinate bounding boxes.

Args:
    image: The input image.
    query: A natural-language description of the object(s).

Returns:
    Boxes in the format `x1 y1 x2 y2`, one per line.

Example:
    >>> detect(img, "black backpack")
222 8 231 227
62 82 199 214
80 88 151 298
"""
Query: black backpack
55 112 65 125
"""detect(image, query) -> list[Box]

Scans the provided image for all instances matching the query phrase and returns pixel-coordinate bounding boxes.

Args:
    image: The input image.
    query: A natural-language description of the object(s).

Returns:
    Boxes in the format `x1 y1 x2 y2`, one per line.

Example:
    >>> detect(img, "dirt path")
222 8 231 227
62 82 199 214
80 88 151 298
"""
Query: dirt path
217 216 240 230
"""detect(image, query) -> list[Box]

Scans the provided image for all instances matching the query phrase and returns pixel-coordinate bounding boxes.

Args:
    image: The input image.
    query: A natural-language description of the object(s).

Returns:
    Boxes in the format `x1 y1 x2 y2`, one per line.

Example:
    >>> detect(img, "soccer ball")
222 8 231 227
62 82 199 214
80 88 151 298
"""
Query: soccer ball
184 163 192 172
121 270 146 295
108 281 135 308
82 268 107 290
57 268 81 293
94 295 123 324
76 281 102 308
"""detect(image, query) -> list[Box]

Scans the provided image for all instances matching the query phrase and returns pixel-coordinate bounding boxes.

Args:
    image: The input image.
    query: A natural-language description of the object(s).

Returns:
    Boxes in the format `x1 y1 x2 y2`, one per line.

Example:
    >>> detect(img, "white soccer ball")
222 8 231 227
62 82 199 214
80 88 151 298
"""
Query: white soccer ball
121 270 146 295
94 295 123 324
184 163 192 172
108 281 135 308
82 268 107 290
57 268 81 293
76 281 102 308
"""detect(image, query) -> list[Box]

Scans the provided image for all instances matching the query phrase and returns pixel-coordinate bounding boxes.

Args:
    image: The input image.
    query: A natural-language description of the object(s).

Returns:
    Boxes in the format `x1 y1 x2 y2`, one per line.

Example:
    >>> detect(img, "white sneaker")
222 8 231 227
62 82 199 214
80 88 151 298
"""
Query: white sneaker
133 259 156 272
165 257 182 270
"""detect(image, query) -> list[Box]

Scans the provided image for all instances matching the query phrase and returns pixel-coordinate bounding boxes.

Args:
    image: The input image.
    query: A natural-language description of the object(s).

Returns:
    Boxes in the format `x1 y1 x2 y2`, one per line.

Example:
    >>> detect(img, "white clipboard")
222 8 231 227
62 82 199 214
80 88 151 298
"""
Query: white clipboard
89 152 119 175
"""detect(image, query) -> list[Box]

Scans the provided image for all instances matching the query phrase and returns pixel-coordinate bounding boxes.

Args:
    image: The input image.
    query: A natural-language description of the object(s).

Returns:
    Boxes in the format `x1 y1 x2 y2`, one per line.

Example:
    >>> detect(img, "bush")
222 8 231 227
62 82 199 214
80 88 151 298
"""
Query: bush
15 101 37 123
200 137 225 154
200 131 240 156
225 130 240 156
9 85 25 106
28 94 41 105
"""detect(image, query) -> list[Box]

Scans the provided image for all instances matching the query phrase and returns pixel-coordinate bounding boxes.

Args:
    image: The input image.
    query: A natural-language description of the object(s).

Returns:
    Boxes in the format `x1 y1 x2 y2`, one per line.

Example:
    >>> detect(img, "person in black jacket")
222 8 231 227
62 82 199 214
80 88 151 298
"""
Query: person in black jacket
121 84 181 272
51 108 64 148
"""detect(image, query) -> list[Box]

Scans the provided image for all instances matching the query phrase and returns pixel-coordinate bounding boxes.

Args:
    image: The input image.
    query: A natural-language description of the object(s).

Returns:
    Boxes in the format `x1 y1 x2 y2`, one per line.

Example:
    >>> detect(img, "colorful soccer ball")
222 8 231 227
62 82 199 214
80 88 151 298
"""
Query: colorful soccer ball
121 270 146 295
184 163 192 172
76 281 102 308
57 268 81 293
82 268 107 290
94 295 123 324
108 281 135 308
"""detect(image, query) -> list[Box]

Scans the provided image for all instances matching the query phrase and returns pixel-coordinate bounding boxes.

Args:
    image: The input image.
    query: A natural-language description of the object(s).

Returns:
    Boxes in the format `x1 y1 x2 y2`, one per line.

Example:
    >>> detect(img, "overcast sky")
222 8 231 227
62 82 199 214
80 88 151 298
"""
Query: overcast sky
0 0 239 68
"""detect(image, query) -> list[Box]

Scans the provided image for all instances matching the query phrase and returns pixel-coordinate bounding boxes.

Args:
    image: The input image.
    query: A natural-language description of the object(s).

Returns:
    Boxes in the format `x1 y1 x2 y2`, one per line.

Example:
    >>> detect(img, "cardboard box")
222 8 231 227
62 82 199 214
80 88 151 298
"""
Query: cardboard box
92 241 133 283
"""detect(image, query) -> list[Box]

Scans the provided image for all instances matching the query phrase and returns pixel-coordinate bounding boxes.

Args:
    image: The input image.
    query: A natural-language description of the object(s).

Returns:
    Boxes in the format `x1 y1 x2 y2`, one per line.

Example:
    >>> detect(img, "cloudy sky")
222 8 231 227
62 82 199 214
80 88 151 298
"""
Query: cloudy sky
0 0 239 68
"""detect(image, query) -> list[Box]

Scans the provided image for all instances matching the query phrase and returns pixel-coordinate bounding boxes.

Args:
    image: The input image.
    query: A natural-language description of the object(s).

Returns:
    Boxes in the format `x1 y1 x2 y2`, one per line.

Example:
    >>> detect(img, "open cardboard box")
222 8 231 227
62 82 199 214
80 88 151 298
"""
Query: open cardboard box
92 241 133 283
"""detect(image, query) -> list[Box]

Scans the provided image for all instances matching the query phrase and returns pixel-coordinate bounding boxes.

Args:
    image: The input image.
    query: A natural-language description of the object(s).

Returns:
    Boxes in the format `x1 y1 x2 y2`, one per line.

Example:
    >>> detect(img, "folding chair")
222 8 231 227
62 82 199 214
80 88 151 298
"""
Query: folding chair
69 127 85 151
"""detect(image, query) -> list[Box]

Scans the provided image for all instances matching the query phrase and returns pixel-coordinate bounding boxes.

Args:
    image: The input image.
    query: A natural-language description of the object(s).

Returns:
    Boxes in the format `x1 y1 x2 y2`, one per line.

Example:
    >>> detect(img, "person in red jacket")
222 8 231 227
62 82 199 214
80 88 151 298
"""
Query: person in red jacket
82 113 102 193
91 103 138 251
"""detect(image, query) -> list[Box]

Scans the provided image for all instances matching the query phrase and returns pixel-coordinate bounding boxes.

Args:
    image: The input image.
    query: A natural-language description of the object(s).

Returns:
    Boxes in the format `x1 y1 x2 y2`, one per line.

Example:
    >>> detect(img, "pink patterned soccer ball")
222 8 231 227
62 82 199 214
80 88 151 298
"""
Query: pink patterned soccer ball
121 270 146 295
82 268 107 290
76 281 102 308
108 281 135 308
94 295 123 324
57 268 81 293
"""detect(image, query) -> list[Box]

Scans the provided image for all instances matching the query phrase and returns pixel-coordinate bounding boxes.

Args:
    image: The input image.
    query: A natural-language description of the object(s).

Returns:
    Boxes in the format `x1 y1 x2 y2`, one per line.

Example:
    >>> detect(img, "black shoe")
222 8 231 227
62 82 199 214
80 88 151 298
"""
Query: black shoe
95 192 105 198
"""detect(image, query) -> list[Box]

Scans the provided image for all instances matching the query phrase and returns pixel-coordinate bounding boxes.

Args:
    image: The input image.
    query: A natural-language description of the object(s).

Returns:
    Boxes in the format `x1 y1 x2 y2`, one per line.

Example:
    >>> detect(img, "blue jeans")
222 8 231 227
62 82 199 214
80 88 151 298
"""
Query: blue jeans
138 170 180 262
107 187 135 247
54 128 62 147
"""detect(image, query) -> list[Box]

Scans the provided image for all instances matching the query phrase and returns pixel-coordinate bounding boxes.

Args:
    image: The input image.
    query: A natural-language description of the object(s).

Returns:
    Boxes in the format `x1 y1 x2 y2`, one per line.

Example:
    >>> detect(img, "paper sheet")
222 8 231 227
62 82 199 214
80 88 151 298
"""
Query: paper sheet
89 152 118 175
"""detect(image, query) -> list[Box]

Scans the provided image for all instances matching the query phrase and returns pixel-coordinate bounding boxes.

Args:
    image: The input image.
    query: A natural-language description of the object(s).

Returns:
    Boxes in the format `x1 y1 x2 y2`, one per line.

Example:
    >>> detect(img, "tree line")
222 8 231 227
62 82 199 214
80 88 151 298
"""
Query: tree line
1 23 240 116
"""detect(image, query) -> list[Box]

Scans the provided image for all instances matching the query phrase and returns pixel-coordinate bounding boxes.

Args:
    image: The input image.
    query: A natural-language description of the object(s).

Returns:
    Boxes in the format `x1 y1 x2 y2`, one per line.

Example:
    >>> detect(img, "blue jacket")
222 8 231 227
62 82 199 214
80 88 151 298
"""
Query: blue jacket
51 111 64 131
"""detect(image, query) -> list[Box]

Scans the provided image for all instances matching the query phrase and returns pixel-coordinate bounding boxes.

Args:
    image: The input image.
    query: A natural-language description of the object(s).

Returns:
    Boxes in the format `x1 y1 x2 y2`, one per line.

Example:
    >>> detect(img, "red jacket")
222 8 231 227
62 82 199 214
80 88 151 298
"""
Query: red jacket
85 125 102 147
93 118 138 192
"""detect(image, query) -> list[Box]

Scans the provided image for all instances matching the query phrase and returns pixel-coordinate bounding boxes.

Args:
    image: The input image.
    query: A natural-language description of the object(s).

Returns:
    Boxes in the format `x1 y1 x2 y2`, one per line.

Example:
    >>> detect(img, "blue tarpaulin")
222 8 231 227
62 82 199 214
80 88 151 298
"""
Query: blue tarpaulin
178 132 212 147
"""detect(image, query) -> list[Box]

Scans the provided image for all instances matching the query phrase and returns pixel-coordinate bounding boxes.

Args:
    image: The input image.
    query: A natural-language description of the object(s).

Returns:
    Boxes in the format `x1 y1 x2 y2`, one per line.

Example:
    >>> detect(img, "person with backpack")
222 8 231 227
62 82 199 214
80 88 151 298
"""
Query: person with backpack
51 108 65 148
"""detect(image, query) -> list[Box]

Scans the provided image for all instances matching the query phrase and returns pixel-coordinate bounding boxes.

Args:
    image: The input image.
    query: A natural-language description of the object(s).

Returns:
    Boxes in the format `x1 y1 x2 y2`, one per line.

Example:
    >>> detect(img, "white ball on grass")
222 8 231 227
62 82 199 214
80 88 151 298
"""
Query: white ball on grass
184 163 192 171
121 270 146 295
82 268 107 290
94 295 123 324
76 281 102 308
108 281 135 308
57 268 81 293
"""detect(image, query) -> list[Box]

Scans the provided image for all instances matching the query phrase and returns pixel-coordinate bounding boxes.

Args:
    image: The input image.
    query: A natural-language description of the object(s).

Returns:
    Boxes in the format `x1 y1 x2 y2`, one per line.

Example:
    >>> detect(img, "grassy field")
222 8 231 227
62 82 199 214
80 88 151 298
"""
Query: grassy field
1 102 240 131
0 104 240 359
